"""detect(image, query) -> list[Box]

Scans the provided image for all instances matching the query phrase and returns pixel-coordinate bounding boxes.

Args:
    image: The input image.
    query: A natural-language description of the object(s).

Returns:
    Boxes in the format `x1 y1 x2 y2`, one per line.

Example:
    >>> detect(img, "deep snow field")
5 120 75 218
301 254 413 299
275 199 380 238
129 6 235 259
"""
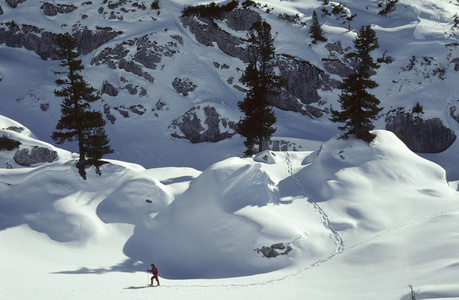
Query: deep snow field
1 114 459 300
2 0 459 299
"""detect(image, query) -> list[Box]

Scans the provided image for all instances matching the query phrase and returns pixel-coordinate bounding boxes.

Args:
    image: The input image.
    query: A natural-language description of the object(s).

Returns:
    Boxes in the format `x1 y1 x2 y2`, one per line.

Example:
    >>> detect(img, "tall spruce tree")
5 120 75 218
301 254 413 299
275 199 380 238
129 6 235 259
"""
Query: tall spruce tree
52 33 113 179
310 10 327 43
237 20 282 156
330 25 383 143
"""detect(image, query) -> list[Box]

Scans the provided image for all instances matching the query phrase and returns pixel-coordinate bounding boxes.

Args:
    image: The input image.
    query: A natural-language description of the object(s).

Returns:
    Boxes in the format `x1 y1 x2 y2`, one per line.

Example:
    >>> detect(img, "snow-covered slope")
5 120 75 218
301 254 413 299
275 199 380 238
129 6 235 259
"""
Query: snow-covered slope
1 115 459 299
1 0 458 179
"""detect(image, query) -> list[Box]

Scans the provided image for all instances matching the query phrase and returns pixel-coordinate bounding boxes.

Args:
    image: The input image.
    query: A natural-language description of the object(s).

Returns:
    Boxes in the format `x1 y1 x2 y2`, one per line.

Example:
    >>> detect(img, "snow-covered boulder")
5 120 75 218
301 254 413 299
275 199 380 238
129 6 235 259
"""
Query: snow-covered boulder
169 105 237 143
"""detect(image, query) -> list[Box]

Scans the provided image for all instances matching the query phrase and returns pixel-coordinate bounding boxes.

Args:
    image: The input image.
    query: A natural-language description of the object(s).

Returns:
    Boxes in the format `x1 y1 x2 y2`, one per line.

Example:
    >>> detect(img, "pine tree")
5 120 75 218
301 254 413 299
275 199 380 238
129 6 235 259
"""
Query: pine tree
330 25 383 143
52 33 113 179
237 20 282 156
310 10 327 43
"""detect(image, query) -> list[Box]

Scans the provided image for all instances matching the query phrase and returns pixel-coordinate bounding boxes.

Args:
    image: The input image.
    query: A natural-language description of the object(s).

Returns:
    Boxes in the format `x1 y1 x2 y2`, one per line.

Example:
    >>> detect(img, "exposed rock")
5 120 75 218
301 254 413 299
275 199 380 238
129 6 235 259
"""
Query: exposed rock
13 146 58 166
169 105 237 143
40 103 49 111
0 23 119 60
119 59 155 82
41 3 78 16
128 104 146 116
101 81 119 96
124 83 138 95
5 126 24 133
181 14 249 61
91 33 179 82
6 0 26 8
268 139 301 151
153 100 167 111
322 41 357 78
104 104 117 124
386 110 457 153
107 0 128 10
270 55 337 117
452 57 459 72
181 10 337 117
0 6 4 15
112 104 146 118
450 105 459 123
225 8 261 31
172 78 197 96
73 26 120 56
322 58 354 78
255 243 293 258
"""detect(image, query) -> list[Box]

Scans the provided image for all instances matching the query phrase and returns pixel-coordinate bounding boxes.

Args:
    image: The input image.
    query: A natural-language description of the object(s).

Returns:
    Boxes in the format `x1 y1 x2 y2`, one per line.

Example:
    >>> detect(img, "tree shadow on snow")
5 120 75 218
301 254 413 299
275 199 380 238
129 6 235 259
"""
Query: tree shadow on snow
51 258 146 275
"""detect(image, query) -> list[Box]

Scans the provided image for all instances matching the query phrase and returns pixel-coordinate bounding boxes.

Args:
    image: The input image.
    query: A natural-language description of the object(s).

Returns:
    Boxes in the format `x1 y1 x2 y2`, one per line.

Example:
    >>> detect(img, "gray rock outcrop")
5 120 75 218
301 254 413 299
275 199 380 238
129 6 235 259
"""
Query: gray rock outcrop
101 81 119 96
386 111 457 153
180 10 253 61
450 105 459 123
270 55 337 117
6 0 26 8
268 139 300 151
41 3 78 16
0 23 119 60
172 78 197 96
225 8 262 31
322 41 357 78
169 105 237 143
14 146 58 166
91 33 180 82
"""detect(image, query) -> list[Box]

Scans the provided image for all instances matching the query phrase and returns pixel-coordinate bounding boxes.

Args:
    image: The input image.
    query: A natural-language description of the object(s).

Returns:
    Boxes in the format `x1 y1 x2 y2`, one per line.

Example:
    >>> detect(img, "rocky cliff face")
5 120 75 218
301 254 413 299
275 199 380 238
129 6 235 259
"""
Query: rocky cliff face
0 22 119 59
180 7 336 118
386 110 457 153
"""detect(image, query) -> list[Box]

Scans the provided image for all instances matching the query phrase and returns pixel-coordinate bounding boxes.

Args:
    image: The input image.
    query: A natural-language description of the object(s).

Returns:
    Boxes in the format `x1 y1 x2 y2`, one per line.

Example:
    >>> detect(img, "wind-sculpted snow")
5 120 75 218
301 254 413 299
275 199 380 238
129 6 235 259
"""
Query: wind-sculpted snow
123 158 288 279
1 116 459 299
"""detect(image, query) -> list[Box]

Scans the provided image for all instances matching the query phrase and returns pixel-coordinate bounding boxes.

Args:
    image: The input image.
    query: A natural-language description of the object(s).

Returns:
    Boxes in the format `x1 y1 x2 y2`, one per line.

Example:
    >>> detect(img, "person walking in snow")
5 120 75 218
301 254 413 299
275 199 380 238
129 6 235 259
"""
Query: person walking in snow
148 263 160 286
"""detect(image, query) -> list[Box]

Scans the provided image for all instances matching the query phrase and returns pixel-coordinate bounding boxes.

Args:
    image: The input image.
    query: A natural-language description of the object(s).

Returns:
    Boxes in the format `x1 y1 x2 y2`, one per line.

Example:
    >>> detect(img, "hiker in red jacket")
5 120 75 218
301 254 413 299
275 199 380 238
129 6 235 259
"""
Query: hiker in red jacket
148 263 160 286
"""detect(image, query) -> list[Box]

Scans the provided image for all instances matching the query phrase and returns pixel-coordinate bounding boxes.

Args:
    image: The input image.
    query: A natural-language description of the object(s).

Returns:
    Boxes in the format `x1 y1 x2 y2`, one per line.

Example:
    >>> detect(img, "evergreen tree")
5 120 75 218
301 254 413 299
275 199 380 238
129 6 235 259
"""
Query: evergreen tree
52 33 113 179
330 25 383 143
237 20 282 156
310 10 327 43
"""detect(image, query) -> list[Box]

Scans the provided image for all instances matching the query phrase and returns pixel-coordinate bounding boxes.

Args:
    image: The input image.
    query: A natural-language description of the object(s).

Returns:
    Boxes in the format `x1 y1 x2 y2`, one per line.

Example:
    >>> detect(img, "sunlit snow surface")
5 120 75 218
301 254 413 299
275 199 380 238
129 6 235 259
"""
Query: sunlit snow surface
1 0 459 298
1 114 459 299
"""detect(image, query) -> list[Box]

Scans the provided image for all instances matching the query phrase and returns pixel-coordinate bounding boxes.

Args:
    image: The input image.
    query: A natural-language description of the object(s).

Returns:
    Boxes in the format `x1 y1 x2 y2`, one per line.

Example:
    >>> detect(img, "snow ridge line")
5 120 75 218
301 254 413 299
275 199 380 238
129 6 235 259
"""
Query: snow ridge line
284 152 345 256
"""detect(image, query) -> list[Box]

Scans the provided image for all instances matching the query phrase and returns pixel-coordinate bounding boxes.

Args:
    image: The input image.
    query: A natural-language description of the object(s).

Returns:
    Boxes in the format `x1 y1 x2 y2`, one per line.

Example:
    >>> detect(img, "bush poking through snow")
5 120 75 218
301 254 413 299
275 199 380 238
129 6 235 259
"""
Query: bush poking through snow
408 284 419 300
0 135 21 151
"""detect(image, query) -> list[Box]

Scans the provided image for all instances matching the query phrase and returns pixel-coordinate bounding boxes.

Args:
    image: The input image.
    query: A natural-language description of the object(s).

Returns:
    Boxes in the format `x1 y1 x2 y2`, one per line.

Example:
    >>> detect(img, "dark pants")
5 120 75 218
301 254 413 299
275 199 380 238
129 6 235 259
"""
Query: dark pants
151 275 160 285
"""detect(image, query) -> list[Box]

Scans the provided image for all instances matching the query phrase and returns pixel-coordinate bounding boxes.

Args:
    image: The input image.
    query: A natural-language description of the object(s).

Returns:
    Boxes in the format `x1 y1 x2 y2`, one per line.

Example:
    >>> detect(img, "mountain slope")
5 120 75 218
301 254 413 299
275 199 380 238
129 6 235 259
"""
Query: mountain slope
1 0 458 179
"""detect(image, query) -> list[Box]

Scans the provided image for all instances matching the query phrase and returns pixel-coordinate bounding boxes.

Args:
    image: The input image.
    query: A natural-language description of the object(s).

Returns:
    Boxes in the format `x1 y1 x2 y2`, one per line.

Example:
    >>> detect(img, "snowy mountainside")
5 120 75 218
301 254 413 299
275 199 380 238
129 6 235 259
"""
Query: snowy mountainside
1 115 459 299
0 0 459 178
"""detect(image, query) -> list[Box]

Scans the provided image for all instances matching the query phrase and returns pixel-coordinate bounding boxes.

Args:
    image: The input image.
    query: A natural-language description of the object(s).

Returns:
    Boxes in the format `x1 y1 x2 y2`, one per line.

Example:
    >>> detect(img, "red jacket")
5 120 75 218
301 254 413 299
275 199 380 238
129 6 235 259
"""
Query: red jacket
149 265 159 276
